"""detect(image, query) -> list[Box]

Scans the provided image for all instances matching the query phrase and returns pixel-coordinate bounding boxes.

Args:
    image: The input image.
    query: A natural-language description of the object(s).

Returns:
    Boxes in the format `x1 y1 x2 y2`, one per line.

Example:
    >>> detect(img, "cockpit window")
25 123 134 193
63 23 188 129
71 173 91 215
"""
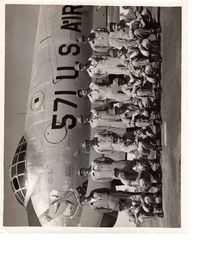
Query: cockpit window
11 165 17 177
21 143 27 152
12 155 18 165
13 177 19 191
10 136 28 208
22 189 27 197
18 151 26 161
18 174 27 187
17 162 26 175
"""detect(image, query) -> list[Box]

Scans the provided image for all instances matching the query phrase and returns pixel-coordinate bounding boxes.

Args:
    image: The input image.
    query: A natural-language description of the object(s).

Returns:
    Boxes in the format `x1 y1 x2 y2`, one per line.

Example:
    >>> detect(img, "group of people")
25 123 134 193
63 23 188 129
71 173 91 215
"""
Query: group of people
75 6 163 225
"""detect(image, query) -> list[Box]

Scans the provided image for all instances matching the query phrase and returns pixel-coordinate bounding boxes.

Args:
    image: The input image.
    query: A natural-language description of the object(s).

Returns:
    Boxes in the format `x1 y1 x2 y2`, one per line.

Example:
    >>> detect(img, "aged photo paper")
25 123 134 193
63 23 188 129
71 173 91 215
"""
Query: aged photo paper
1 0 186 232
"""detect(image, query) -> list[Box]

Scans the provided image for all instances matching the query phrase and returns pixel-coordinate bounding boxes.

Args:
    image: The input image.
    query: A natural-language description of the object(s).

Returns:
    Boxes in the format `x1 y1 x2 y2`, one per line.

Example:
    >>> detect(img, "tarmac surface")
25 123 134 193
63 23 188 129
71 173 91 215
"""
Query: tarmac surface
141 7 181 228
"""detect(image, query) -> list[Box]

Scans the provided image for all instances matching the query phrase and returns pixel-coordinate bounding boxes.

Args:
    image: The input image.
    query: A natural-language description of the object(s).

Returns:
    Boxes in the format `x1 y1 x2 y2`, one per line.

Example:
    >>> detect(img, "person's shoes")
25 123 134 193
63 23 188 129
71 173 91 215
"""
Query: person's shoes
151 171 162 182
158 212 164 217
154 118 162 125
155 27 162 33
154 87 162 94
158 57 162 63
156 145 162 151
155 182 162 188
153 190 162 198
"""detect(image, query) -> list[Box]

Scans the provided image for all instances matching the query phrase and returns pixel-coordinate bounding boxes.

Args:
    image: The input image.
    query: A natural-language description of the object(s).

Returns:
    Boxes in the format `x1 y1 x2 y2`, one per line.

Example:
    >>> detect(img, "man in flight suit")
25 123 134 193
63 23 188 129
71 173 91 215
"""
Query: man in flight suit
78 156 157 191
80 188 160 213
79 129 161 158
77 80 131 104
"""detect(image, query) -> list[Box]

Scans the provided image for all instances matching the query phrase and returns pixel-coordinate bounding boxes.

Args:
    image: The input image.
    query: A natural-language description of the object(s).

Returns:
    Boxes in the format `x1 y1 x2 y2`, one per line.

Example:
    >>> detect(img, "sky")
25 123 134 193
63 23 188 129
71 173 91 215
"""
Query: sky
4 5 40 226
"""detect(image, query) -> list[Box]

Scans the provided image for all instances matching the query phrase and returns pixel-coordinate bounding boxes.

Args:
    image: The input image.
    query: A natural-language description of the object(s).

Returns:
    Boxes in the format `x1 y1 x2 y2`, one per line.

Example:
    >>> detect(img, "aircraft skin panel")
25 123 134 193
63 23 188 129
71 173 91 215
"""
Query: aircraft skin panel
24 5 95 226
13 5 120 227
30 5 93 90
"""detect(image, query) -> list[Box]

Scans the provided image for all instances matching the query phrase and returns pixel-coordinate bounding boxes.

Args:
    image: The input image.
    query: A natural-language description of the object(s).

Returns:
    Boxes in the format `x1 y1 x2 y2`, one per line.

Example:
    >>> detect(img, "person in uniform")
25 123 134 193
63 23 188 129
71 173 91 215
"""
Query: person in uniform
120 107 161 129
130 158 162 186
80 130 139 155
120 7 154 29
108 21 161 42
107 47 160 85
77 102 160 129
80 188 159 213
75 55 132 79
116 49 160 84
77 79 131 104
120 78 159 100
78 156 155 190
127 200 164 225
77 113 158 129
77 28 141 51
126 186 163 224
78 129 161 158
78 29 160 57
77 114 126 129
77 28 110 52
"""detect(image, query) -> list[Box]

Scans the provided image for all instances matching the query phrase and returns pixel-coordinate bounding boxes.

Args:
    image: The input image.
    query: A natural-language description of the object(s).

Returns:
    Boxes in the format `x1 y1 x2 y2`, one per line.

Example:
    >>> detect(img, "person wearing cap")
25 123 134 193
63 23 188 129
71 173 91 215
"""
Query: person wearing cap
127 207 164 225
116 46 161 67
77 114 126 129
77 112 158 129
78 157 160 191
106 48 159 85
118 166 161 191
77 101 158 128
77 79 131 104
108 21 161 41
120 78 158 100
80 188 159 213
78 156 139 183
111 46 151 67
77 102 128 122
75 55 133 79
113 48 160 84
120 6 137 24
127 188 164 225
91 101 152 120
80 130 137 155
120 101 162 129
79 129 161 158
77 29 111 53
120 113 161 129
77 28 141 51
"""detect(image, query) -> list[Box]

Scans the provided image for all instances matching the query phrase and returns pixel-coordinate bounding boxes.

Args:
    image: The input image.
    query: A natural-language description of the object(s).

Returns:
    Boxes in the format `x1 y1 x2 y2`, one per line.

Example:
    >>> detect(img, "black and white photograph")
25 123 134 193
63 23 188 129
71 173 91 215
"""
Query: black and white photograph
3 4 182 228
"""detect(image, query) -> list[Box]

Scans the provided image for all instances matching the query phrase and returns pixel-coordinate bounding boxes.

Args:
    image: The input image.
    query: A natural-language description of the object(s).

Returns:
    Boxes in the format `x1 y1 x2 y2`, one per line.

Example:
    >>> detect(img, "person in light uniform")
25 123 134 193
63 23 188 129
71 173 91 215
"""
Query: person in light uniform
78 129 161 158
77 80 132 104
77 28 141 51
126 187 164 225
80 188 160 213
77 101 160 129
77 114 157 129
75 55 132 79
78 156 161 191
120 79 159 100
108 48 160 84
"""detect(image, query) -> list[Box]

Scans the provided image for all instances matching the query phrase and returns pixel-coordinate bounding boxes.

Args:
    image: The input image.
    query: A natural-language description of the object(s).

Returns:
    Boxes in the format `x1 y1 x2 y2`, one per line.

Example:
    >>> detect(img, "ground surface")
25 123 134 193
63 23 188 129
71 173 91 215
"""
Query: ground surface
141 7 181 228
